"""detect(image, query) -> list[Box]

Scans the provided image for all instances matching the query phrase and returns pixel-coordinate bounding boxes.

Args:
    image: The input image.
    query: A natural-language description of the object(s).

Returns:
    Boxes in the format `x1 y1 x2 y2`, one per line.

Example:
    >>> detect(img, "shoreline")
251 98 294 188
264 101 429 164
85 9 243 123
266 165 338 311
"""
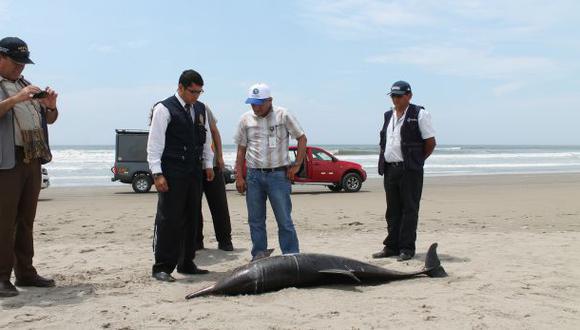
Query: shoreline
45 171 580 189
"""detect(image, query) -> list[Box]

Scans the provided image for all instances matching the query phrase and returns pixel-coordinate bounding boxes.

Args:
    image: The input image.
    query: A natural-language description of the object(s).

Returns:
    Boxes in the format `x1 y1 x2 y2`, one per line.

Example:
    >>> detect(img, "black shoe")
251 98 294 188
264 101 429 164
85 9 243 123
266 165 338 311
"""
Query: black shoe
0 280 19 297
397 251 414 261
177 265 209 275
15 275 55 288
152 271 175 282
218 242 234 251
372 247 399 259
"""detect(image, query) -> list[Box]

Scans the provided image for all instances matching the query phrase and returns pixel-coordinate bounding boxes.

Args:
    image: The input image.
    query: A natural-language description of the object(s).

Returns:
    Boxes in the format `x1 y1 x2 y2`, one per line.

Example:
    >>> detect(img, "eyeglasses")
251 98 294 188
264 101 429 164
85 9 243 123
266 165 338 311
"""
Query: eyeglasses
390 94 405 98
186 88 204 95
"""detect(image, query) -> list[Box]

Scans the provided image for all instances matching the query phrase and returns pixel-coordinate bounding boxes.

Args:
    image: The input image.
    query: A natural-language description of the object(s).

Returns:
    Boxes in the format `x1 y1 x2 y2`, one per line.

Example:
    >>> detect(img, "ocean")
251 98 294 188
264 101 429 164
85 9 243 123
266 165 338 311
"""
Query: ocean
45 145 580 187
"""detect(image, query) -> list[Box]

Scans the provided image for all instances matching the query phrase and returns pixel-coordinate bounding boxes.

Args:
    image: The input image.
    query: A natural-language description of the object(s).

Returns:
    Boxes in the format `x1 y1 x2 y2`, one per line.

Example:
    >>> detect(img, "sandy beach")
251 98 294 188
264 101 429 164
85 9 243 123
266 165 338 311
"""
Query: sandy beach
1 173 579 329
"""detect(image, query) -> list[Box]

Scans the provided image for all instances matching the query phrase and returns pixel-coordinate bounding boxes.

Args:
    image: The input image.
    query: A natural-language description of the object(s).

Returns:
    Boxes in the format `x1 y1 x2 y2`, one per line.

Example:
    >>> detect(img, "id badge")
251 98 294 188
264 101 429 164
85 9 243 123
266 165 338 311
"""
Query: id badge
268 136 277 148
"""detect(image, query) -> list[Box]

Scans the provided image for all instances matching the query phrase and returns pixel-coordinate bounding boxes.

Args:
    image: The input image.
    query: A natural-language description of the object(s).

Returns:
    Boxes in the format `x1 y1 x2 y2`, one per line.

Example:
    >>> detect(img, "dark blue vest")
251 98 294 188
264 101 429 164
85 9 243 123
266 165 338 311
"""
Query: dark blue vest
379 104 425 172
159 95 207 177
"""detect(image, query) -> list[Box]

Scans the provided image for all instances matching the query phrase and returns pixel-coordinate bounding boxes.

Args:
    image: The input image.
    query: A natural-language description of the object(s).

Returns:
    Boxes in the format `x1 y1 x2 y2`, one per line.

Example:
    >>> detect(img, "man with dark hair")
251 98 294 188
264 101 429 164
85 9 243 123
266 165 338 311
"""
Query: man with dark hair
0 37 59 297
147 69 214 282
373 81 436 261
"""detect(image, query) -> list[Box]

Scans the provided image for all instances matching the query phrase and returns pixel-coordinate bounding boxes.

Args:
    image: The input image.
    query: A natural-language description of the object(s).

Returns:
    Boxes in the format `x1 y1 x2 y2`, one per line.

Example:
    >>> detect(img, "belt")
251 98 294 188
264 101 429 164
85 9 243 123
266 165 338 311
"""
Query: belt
386 161 404 167
250 166 287 173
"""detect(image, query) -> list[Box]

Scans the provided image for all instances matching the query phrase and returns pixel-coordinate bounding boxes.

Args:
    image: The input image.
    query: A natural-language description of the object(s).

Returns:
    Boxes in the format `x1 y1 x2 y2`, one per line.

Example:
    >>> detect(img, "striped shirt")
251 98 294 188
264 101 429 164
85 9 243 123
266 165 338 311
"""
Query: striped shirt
234 106 304 169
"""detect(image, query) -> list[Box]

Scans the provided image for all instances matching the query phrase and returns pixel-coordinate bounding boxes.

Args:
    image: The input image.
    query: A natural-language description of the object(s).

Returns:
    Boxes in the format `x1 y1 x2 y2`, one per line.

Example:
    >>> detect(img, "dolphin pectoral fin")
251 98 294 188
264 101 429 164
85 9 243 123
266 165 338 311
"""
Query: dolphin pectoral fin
319 269 362 283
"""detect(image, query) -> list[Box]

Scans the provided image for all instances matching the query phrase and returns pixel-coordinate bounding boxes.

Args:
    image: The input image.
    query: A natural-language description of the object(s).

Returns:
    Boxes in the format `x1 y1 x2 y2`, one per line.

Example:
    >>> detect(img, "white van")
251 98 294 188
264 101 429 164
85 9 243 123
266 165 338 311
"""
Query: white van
41 166 50 189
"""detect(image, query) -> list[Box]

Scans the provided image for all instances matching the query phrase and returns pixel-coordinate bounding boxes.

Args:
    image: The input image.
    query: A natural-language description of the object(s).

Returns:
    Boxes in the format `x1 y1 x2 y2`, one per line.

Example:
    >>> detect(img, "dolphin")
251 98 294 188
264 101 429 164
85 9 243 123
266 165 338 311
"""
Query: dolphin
185 243 447 299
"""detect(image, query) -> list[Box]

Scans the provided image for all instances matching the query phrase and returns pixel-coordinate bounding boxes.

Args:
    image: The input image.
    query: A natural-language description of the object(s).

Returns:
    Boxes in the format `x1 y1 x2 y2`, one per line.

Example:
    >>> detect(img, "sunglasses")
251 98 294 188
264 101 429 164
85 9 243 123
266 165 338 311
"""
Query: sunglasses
390 94 406 98
186 88 204 96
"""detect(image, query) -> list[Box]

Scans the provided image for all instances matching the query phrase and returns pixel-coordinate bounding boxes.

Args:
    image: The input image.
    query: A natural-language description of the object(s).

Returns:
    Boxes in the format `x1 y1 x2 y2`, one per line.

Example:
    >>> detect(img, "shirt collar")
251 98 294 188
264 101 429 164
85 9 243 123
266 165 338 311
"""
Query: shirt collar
0 75 23 83
174 93 189 109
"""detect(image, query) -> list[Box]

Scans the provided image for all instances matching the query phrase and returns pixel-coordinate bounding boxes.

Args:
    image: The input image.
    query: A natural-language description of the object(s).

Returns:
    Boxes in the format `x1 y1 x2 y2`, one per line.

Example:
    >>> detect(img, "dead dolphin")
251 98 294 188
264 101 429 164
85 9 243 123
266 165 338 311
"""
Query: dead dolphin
185 243 447 299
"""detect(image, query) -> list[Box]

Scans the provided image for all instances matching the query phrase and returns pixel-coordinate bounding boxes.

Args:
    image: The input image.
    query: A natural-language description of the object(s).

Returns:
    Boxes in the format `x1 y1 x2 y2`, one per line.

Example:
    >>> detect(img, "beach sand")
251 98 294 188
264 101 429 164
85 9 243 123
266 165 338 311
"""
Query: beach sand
1 174 579 329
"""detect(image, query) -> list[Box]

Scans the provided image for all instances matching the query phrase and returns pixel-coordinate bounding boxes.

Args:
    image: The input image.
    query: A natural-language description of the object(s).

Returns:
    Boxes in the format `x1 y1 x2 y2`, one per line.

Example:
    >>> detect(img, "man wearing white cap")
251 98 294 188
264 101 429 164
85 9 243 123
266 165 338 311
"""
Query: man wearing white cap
234 83 307 261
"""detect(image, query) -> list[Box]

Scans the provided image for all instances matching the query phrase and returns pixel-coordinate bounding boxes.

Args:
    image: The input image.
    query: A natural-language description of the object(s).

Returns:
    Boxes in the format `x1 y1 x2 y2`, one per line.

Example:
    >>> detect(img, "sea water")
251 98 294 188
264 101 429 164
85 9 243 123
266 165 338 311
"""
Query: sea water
45 145 580 187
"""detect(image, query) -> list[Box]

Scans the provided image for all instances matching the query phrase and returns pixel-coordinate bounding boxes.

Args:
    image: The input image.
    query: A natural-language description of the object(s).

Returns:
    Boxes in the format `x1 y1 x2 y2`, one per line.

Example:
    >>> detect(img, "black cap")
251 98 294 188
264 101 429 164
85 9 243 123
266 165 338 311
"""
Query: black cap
388 80 411 95
0 37 34 64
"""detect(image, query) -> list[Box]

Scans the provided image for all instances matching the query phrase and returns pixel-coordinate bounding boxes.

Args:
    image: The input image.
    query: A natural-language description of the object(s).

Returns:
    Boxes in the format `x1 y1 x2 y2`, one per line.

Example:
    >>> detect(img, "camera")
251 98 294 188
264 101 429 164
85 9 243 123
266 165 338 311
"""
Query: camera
32 91 48 99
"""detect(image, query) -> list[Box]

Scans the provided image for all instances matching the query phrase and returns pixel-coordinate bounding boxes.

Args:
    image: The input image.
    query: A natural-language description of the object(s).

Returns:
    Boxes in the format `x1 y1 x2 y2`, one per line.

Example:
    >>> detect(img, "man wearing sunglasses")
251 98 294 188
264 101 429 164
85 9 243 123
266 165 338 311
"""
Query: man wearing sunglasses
373 81 436 261
147 69 214 282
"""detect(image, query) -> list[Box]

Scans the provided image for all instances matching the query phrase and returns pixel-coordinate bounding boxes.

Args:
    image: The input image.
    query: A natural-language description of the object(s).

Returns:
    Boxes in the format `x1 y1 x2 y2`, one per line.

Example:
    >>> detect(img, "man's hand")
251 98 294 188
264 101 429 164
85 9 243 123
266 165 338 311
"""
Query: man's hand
154 175 169 192
39 87 58 109
287 164 300 181
216 156 225 171
236 176 246 194
15 85 41 103
205 168 215 181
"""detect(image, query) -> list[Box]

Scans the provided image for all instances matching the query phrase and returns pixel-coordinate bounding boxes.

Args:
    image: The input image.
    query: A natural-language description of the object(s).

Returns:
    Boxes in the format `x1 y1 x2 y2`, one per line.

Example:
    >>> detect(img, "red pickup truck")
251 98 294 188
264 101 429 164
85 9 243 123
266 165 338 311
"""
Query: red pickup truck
289 146 367 192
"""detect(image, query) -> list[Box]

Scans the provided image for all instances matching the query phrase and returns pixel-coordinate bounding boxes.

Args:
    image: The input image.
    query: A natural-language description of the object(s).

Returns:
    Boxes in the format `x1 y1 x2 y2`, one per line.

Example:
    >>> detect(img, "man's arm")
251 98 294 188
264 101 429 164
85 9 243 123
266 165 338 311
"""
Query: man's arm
147 105 170 192
40 87 59 124
288 134 307 181
235 145 247 193
202 112 215 181
209 119 225 170
424 137 436 159
0 85 42 118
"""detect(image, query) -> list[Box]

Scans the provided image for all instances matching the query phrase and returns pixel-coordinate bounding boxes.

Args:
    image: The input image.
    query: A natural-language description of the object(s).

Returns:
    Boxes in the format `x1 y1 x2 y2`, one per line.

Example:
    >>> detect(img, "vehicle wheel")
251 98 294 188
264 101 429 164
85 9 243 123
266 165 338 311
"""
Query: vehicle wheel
132 174 152 193
327 184 342 192
342 172 362 192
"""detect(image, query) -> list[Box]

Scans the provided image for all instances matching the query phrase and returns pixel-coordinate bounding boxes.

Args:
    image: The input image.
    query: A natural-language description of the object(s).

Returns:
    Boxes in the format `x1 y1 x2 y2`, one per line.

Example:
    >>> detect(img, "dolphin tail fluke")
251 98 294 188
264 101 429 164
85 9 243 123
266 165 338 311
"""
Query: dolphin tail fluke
424 243 448 278
185 285 216 300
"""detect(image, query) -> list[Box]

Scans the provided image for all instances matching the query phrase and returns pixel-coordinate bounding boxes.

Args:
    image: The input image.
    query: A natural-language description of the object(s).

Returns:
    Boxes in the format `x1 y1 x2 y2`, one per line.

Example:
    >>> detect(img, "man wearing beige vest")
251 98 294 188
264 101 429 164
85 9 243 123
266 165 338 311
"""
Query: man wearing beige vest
0 37 59 297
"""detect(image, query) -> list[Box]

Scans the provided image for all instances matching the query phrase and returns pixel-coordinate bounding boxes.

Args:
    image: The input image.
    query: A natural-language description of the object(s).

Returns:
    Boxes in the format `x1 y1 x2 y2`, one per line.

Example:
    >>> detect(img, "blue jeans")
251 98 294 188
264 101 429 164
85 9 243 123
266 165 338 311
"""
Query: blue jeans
246 168 299 257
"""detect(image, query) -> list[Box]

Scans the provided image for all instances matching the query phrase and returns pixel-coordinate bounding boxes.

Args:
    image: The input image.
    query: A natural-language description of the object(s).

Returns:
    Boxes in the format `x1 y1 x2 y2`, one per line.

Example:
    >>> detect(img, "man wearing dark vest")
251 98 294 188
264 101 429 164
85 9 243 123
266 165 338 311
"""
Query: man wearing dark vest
147 70 214 282
1 37 59 297
372 81 436 261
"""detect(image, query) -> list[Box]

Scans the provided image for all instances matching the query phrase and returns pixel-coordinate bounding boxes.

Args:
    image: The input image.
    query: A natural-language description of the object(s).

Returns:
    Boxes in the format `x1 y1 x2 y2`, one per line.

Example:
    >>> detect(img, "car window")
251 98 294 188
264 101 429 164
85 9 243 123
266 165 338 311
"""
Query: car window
118 134 148 162
312 149 333 161
288 150 297 164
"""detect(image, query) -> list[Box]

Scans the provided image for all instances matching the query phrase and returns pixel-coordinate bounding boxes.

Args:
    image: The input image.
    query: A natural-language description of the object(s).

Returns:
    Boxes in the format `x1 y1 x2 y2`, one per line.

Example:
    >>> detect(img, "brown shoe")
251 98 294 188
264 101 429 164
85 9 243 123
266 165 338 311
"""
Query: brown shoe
372 247 399 259
0 280 19 297
15 275 55 288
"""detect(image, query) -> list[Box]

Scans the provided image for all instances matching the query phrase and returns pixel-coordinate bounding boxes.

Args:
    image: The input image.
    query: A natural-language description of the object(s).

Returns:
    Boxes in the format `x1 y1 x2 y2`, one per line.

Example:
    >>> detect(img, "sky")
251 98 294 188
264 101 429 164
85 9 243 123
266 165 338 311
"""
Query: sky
2 0 579 146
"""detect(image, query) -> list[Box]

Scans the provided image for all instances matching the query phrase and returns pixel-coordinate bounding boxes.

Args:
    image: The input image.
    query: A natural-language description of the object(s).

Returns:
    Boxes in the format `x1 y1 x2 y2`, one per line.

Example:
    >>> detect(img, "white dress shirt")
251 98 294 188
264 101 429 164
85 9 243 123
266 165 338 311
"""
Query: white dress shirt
384 106 435 163
147 93 214 174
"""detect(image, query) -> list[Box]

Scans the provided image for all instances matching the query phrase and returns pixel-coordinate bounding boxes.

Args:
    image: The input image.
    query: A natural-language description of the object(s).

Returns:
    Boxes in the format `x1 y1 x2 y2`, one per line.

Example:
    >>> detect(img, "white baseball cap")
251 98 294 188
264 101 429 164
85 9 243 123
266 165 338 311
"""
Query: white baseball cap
245 83 271 105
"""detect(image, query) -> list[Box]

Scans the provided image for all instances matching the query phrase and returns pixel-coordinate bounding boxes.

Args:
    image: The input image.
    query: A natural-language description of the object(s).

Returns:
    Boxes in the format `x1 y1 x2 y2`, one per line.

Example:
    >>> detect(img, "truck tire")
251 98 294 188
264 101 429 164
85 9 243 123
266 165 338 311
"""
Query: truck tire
132 174 152 193
342 172 362 192
327 184 342 192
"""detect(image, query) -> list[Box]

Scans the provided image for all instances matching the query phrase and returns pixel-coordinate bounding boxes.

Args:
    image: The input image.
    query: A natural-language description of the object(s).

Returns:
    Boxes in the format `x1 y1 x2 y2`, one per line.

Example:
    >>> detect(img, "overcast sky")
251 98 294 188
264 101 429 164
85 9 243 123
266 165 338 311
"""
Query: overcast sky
2 0 579 145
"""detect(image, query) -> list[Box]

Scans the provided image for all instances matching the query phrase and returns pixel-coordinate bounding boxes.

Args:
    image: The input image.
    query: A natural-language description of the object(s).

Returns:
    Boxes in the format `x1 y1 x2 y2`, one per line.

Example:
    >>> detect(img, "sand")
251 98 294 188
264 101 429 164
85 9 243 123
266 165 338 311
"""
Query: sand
1 173 579 329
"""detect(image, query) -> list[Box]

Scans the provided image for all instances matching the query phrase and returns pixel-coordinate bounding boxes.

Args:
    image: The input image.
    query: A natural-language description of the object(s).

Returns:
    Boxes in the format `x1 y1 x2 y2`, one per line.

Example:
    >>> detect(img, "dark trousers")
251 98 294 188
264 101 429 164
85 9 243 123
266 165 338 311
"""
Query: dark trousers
195 167 232 246
382 163 424 254
0 149 41 281
152 173 202 274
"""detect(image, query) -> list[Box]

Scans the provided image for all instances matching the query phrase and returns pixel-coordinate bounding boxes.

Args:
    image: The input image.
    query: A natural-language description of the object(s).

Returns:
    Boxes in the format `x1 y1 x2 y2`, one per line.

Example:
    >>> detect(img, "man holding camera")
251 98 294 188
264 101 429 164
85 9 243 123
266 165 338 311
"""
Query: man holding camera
0 37 59 297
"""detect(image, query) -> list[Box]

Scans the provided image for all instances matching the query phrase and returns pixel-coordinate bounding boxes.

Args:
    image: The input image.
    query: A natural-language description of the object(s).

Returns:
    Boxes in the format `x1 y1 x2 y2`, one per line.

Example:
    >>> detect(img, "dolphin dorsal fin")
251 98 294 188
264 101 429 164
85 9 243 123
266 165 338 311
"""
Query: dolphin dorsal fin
319 269 361 283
